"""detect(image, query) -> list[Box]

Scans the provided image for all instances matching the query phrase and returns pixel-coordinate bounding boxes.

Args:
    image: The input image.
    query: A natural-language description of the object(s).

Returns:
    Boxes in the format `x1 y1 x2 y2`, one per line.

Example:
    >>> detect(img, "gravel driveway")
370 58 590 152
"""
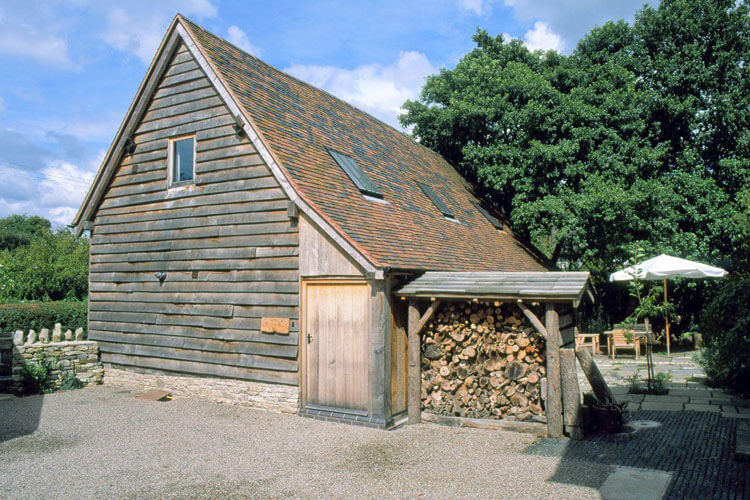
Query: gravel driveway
0 385 744 499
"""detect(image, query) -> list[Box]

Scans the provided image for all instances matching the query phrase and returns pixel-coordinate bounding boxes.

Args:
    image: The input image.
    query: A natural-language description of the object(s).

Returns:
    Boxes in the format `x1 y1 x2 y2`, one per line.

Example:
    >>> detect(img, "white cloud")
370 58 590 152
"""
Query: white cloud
227 26 261 56
285 51 436 129
502 0 655 52
100 0 218 65
523 21 564 52
458 0 485 15
0 129 102 226
0 17 74 68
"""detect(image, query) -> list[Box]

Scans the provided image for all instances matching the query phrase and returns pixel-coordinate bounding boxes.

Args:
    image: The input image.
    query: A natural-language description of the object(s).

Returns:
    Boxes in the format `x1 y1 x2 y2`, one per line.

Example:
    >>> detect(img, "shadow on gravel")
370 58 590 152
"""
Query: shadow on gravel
524 411 747 500
0 394 44 443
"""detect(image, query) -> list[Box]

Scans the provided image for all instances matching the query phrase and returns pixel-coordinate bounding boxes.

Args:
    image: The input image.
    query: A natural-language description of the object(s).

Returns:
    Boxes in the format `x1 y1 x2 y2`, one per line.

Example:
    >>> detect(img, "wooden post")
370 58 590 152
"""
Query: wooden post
575 346 616 406
407 302 421 424
561 347 583 440
664 276 671 357
369 278 390 426
545 303 563 438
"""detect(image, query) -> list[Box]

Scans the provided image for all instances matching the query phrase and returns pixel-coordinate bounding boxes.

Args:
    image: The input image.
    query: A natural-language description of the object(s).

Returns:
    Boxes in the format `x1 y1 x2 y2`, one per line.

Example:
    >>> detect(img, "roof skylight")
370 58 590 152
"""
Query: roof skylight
417 181 455 218
472 202 504 229
328 149 383 199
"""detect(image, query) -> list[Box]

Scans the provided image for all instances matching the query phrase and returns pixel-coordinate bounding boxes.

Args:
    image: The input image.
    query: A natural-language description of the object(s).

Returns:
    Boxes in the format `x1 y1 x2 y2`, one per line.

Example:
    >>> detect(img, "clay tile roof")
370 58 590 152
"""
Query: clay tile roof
183 18 547 272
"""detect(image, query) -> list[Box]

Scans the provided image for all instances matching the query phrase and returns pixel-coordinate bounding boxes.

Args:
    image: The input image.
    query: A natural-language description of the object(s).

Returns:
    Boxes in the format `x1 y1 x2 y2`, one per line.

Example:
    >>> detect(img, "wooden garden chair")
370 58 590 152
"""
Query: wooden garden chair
604 329 641 360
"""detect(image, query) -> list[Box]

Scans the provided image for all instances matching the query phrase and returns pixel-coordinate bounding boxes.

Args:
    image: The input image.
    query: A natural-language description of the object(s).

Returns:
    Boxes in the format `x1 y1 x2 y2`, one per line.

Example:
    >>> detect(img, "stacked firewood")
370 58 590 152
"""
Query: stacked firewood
421 301 546 421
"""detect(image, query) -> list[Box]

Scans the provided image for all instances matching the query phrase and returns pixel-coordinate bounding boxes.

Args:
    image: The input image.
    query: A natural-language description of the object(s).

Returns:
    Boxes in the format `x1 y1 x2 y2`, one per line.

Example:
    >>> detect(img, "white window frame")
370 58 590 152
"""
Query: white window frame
167 135 196 187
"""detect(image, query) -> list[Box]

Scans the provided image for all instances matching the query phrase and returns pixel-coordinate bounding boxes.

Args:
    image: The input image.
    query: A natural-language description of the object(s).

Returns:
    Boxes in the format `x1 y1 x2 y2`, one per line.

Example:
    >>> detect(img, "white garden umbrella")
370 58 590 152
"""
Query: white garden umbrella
609 254 728 355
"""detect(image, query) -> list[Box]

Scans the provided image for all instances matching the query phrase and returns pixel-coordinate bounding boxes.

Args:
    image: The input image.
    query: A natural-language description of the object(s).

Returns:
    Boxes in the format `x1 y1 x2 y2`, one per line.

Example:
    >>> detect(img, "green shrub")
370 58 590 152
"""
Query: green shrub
0 301 87 335
58 372 84 391
18 353 58 395
698 278 750 394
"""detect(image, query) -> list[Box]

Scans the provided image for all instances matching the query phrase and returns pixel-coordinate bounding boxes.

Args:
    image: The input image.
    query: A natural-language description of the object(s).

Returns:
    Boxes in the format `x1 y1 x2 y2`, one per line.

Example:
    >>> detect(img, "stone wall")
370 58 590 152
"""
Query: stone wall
104 366 299 414
12 325 103 392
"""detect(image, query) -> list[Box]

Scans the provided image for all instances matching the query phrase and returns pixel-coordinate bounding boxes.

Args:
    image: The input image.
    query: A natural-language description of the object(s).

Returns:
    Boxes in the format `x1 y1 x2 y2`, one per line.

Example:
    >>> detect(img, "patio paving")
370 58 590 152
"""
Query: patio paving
576 350 749 417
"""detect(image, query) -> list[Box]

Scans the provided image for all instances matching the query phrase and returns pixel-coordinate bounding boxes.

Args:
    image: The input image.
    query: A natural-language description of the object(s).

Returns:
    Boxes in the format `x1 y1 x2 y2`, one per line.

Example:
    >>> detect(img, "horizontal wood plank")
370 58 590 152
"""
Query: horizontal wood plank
90 289 298 306
89 320 299 345
97 341 298 372
95 199 286 225
94 209 287 234
90 233 299 255
89 256 298 273
93 330 298 359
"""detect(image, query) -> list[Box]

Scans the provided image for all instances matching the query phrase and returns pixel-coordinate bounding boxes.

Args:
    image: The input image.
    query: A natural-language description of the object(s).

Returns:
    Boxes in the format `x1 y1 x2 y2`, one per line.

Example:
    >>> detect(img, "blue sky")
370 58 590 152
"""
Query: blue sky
0 0 653 226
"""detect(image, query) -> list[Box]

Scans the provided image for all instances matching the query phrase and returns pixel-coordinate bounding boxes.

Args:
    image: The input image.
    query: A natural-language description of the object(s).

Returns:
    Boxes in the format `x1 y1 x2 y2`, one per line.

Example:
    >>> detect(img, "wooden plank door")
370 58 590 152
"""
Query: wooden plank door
304 281 370 412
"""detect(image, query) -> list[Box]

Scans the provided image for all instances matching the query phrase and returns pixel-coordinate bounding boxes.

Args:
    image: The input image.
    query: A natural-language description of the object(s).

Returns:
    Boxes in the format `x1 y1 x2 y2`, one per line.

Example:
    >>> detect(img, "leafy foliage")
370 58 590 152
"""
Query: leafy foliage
18 353 58 395
58 373 84 391
697 278 750 394
0 215 51 251
0 226 89 301
401 0 750 329
0 301 88 335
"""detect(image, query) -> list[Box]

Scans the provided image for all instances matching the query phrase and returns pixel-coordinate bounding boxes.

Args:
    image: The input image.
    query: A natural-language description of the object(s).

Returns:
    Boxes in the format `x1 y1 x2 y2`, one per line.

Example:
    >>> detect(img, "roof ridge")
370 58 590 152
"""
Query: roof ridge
179 16 439 157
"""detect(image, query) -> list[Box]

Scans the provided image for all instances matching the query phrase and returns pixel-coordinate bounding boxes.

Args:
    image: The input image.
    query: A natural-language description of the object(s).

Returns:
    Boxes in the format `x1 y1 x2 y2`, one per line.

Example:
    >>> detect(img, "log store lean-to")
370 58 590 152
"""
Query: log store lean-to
398 272 594 438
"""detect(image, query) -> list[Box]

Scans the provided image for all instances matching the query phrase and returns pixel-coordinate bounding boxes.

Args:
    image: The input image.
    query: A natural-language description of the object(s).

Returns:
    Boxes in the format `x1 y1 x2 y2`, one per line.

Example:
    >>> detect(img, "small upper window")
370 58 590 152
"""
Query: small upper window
171 137 194 184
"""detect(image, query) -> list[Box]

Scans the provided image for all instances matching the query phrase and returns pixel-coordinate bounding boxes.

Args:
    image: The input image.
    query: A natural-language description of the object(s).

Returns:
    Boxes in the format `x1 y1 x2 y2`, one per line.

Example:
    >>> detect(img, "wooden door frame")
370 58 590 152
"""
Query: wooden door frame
299 277 372 415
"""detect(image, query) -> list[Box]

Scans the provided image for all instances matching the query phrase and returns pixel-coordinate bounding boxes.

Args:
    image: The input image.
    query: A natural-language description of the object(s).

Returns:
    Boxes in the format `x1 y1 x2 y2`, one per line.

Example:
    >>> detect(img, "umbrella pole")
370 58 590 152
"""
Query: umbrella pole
664 276 671 357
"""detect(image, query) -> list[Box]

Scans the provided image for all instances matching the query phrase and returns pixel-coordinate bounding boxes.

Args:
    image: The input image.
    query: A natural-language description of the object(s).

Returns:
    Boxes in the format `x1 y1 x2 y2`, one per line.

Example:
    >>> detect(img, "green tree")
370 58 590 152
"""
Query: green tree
0 215 51 250
0 228 89 301
401 0 750 328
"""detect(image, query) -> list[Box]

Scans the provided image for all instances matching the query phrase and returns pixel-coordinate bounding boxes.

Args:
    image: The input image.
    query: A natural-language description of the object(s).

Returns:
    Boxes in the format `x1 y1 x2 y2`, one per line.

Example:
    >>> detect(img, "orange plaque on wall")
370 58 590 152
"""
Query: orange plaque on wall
260 317 290 334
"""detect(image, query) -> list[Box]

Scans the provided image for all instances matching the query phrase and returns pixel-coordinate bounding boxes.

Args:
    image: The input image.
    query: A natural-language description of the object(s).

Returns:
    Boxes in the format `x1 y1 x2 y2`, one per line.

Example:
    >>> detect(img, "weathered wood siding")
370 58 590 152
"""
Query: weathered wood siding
89 42 300 386
299 215 363 277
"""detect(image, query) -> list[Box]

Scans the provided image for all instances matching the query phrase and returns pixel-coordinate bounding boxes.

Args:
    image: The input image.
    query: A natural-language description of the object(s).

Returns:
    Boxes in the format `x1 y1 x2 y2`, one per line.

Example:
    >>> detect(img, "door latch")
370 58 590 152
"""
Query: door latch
307 332 313 344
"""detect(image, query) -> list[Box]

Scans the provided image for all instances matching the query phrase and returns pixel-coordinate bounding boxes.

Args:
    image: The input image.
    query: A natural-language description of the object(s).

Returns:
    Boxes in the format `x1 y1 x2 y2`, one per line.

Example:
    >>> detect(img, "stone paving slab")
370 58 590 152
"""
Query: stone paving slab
644 395 689 404
722 412 750 419
620 394 644 403
684 403 720 413
669 388 711 397
710 391 734 400
599 466 672 500
641 402 684 412
689 398 711 405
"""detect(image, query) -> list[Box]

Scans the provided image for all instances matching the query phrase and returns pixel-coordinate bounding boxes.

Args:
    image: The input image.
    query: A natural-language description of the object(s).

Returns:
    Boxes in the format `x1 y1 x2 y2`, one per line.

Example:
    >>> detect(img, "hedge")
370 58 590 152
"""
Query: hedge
0 301 87 335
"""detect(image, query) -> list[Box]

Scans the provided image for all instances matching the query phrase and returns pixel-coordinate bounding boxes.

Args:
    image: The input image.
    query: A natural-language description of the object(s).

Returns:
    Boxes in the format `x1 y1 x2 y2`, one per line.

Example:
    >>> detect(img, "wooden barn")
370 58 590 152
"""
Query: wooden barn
74 15 590 434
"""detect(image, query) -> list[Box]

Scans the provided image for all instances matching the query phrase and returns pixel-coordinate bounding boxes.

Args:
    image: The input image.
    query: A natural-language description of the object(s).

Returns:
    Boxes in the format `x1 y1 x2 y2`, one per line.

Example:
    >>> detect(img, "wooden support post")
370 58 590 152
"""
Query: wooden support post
406 300 441 424
407 302 422 424
561 347 583 440
575 346 616 406
545 303 564 438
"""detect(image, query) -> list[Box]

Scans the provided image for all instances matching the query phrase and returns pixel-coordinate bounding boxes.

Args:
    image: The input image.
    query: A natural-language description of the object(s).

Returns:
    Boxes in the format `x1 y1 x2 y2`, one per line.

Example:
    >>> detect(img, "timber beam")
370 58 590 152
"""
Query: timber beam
517 300 548 338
